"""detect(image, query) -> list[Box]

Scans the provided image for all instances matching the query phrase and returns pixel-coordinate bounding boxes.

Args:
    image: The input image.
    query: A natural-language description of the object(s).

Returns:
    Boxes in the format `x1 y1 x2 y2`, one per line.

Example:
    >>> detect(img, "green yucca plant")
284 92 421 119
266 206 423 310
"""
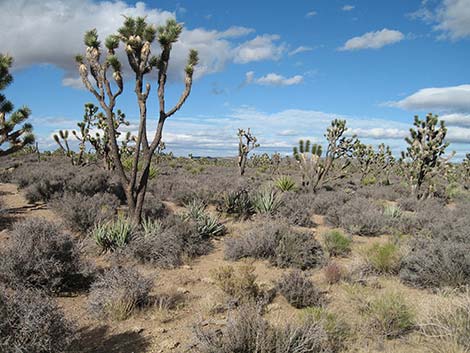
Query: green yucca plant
252 187 283 214
91 216 136 253
274 175 297 192
183 199 225 237
383 204 402 219
141 218 162 237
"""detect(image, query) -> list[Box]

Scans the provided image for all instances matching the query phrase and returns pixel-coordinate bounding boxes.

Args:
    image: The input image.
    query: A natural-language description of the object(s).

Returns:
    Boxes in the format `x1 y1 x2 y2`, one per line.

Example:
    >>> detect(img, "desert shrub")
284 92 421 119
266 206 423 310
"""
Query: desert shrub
277 271 323 309
224 219 280 261
24 177 65 203
311 190 350 215
326 196 385 236
51 192 119 233
225 219 323 270
252 187 283 215
421 293 470 351
277 192 314 227
88 267 152 321
141 192 167 220
65 169 112 196
126 215 214 266
323 262 345 285
274 175 297 192
397 196 419 212
91 216 136 253
218 188 254 219
356 185 400 202
0 288 75 353
211 265 265 305
363 291 415 338
164 215 214 258
365 242 401 274
194 304 331 353
183 199 225 237
322 229 352 257
0 218 87 293
400 238 470 288
275 230 324 270
127 226 183 269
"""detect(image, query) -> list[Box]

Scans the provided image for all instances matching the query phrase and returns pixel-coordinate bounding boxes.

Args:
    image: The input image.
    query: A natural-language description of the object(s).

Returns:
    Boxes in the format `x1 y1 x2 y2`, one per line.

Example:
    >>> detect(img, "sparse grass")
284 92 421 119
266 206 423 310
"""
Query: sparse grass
322 229 352 257
362 291 415 339
365 242 401 274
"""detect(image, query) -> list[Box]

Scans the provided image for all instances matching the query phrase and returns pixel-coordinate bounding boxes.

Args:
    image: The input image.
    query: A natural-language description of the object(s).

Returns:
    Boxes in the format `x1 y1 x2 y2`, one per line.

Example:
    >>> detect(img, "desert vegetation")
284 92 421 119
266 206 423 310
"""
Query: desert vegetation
0 9 469 353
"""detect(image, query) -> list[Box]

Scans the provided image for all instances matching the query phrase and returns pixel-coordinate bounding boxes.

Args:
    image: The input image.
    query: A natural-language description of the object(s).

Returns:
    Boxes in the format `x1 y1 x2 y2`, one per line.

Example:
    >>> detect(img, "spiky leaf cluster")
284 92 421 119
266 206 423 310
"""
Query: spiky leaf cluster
0 54 34 156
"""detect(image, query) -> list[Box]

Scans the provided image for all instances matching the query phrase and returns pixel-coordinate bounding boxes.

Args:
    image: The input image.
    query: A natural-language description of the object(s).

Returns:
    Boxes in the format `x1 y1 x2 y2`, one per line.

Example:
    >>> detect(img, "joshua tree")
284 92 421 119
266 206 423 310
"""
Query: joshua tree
400 114 450 199
77 17 198 222
463 153 470 187
353 142 395 184
0 55 34 157
238 128 259 175
293 119 356 192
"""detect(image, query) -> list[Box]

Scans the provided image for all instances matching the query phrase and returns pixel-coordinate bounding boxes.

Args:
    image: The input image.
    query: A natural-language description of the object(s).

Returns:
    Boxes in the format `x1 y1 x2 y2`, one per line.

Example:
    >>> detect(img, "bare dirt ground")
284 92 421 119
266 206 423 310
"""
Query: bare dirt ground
0 182 452 353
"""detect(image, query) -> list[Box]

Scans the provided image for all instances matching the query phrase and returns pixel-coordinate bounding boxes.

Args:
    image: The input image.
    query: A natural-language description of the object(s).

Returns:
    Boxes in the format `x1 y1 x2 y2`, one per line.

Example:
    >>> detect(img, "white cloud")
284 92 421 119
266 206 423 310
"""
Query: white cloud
245 72 303 86
288 46 313 56
233 35 286 64
217 26 255 38
435 0 470 39
339 29 405 51
441 113 470 127
349 128 408 139
409 0 470 40
388 85 470 112
342 5 355 11
0 0 285 85
306 11 317 17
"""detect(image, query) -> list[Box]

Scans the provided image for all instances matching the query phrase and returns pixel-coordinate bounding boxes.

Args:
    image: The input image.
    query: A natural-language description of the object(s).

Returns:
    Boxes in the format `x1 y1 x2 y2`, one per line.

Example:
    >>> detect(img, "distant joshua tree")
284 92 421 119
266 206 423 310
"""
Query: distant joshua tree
237 128 259 175
0 54 34 156
76 17 198 223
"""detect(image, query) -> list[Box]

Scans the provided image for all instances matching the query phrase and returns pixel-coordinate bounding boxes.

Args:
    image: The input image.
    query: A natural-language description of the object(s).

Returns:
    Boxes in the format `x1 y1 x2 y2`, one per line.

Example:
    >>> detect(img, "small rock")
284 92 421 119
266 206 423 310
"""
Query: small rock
161 339 180 350
176 287 190 294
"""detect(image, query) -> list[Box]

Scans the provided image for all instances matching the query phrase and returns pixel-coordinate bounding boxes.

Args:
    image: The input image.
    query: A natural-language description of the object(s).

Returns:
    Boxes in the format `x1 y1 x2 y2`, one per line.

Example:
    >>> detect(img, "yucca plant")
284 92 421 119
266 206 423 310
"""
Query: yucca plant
183 199 225 237
141 218 162 237
274 175 297 192
383 204 402 219
252 187 283 214
220 189 254 219
91 216 136 253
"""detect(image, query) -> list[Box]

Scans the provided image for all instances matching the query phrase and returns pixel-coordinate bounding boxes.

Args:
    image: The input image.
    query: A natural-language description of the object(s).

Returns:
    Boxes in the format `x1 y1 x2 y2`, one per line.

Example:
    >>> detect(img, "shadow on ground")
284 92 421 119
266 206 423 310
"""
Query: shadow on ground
71 325 151 353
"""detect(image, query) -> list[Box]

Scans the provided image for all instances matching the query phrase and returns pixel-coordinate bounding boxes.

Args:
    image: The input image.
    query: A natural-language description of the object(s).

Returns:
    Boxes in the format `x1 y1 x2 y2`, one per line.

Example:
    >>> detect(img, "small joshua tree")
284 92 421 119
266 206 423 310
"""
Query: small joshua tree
293 119 356 192
353 142 395 184
238 128 259 175
77 17 198 222
0 54 34 156
293 139 322 187
463 153 470 190
54 103 133 168
400 114 450 199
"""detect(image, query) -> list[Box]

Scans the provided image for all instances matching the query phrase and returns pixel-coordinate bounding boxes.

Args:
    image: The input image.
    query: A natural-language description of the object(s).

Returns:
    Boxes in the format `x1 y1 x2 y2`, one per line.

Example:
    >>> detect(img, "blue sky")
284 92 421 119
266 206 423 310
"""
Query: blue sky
1 0 470 157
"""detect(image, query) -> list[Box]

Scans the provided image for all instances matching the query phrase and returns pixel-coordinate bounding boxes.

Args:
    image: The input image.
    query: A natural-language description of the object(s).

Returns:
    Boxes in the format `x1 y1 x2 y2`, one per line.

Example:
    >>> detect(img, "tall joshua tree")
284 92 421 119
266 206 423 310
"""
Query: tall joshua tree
237 128 259 175
0 55 34 157
400 113 449 199
77 17 198 222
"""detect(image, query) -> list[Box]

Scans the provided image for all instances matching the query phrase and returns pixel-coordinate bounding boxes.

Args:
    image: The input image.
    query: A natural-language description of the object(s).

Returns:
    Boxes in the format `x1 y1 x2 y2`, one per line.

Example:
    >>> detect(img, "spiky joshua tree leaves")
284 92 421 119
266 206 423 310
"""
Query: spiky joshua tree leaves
77 17 198 223
293 119 356 192
400 113 451 199
0 55 34 157
237 128 259 175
